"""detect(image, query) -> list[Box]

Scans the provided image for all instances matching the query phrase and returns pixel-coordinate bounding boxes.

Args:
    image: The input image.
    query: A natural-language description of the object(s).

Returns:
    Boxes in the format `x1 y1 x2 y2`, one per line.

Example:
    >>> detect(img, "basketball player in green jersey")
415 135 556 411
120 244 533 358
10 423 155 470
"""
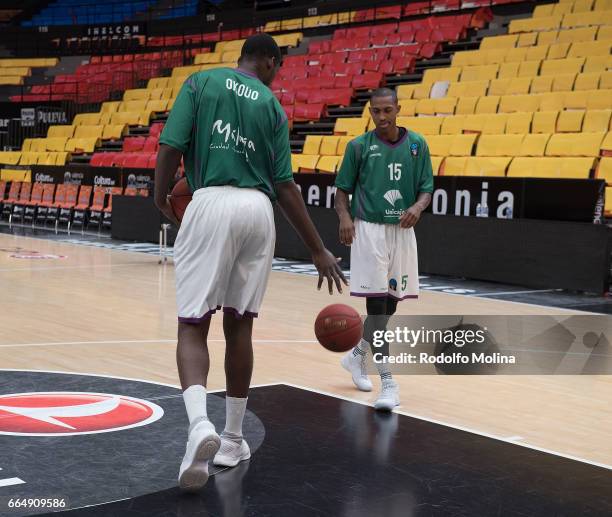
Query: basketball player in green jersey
335 88 433 411
155 34 346 491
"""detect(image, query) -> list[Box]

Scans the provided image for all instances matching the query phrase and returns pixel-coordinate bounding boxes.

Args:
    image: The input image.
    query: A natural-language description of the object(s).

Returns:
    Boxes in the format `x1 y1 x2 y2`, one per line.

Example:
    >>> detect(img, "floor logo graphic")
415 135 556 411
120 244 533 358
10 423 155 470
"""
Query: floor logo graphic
0 392 164 436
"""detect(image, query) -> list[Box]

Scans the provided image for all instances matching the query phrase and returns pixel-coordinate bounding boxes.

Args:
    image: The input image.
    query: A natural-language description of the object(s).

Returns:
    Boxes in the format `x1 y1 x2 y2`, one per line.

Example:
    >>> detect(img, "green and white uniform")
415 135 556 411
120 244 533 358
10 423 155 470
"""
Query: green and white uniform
335 128 433 300
160 68 294 321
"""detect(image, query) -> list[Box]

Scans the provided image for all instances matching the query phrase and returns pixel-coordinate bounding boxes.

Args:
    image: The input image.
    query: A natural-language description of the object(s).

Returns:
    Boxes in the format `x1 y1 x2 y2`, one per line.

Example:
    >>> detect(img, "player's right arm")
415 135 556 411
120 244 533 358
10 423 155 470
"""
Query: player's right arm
334 141 359 246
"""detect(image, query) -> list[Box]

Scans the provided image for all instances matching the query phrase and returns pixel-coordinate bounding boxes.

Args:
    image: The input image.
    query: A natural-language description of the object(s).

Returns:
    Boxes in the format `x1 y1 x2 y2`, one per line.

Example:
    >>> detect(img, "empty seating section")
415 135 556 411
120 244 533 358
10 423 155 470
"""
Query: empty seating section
23 0 198 27
272 14 485 121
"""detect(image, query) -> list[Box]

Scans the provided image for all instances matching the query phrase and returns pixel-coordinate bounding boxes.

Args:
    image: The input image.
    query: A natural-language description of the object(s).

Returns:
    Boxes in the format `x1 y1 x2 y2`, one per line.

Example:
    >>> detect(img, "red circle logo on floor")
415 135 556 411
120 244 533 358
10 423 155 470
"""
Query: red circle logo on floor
0 392 164 436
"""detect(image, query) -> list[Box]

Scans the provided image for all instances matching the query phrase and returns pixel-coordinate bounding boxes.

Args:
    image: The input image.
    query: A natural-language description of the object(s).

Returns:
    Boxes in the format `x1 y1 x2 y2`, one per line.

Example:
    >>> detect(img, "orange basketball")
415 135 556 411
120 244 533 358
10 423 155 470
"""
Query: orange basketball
169 177 192 222
314 304 363 353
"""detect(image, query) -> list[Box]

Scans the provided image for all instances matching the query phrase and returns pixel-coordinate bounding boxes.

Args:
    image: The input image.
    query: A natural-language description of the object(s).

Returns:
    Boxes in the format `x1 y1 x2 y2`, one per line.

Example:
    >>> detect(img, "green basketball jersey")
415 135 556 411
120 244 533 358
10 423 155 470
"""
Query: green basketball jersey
335 129 434 224
159 67 293 201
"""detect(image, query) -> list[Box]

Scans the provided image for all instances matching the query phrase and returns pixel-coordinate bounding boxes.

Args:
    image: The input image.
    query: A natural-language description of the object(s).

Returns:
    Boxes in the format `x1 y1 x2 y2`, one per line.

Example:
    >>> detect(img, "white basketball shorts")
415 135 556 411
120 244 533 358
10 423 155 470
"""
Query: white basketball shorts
350 218 420 300
174 186 275 323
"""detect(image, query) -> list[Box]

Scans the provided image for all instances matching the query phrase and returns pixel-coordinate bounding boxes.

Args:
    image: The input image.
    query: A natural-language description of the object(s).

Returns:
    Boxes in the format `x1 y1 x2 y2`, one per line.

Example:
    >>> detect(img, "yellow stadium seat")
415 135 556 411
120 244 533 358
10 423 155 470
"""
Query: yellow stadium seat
533 4 555 17
584 55 612 73
431 156 443 175
416 98 456 115
442 156 468 175
172 65 200 78
19 152 38 165
547 42 571 60
110 112 142 126
399 100 418 116
120 100 147 112
583 109 612 131
334 118 368 136
264 21 281 32
460 64 499 82
475 95 500 114
597 157 612 183
303 135 323 155
101 101 121 113
337 136 353 156
147 88 168 100
508 157 594 178
450 134 478 155
73 113 101 126
47 125 75 138
146 100 169 113
519 32 539 47
480 34 519 49
519 133 551 156
441 115 465 134
0 152 21 165
518 60 542 77
586 89 612 109
562 10 612 28
464 157 511 176
504 47 528 62
546 131 606 156
498 62 520 79
123 88 150 101
476 134 524 156
600 131 612 153
425 135 454 156
499 94 540 113
316 155 341 173
485 77 512 96
483 114 508 134
569 39 612 58
557 110 585 131
572 0 594 14
148 77 169 89
509 16 562 34
530 75 554 93
451 50 481 66
74 125 103 139
447 80 489 98
66 138 99 153
455 97 478 115
320 136 340 155
194 53 221 65
558 26 598 44
553 3 574 16
600 71 612 89
397 116 442 135
532 111 559 133
537 92 563 111
54 152 69 165
45 137 68 152
574 72 601 90
540 57 584 76
552 73 577 91
422 67 461 84
291 154 318 173
221 51 241 63
102 124 127 140
506 112 533 133
396 84 416 100
21 138 33 152
37 153 56 166
412 82 432 100
598 25 612 38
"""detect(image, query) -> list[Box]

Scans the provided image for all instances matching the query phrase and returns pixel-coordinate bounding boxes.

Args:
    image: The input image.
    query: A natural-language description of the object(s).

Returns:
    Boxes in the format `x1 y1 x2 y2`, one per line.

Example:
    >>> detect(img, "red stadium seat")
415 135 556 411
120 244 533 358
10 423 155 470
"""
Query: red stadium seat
143 137 158 154
376 5 402 19
370 23 398 38
294 103 324 122
282 105 294 121
123 137 146 153
148 154 158 169
281 92 296 105
150 123 164 138
352 72 383 90
334 75 353 88
345 27 371 39
420 43 441 59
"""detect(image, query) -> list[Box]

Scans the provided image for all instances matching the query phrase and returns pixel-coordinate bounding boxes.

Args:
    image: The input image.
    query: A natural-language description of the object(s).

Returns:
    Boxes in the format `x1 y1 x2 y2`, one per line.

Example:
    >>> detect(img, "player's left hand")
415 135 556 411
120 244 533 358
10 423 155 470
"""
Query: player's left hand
313 249 348 294
399 205 423 228
155 197 180 227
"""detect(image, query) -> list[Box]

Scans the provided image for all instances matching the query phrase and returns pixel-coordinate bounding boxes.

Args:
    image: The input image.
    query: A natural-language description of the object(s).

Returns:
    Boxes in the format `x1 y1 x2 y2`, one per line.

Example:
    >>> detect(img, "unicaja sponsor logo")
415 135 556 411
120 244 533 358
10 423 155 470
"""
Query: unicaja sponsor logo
384 189 403 207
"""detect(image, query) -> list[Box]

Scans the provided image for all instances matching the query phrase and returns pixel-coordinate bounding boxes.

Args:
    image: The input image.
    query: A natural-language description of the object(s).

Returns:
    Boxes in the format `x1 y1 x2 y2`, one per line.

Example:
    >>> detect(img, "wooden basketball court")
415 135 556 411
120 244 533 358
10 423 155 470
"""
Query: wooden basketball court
1 232 611 472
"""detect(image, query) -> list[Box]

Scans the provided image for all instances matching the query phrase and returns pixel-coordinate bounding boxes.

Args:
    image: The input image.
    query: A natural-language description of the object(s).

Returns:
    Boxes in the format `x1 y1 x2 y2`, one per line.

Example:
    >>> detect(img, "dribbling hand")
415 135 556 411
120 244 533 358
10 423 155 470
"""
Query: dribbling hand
313 249 348 295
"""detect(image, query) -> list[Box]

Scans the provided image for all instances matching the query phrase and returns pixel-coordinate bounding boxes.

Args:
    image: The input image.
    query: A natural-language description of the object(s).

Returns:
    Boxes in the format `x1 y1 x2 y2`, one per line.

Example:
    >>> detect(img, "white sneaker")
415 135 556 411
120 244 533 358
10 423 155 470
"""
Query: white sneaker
341 349 373 392
374 380 400 411
213 436 251 467
178 419 221 492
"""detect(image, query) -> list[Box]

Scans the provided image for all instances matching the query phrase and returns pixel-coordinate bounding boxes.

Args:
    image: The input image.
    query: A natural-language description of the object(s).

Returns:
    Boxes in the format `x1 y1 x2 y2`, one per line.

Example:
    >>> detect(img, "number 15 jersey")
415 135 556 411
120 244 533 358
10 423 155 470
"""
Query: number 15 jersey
335 128 434 225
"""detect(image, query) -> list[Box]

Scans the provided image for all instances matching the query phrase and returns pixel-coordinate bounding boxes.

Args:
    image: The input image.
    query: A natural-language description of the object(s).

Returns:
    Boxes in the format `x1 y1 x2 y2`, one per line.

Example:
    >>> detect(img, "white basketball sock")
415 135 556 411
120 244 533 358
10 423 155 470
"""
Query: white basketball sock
183 385 208 430
223 396 247 438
